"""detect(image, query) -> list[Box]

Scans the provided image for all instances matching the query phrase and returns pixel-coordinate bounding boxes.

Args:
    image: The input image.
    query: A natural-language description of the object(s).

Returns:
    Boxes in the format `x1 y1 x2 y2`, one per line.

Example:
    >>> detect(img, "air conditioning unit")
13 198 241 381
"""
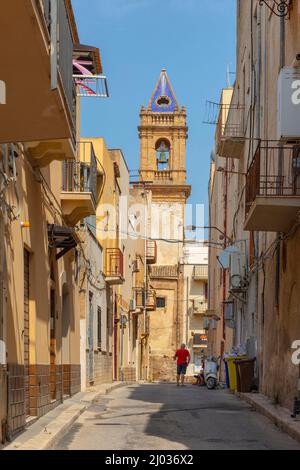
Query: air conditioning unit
194 299 207 313
230 274 248 292
132 259 140 273
229 252 248 292
129 298 136 311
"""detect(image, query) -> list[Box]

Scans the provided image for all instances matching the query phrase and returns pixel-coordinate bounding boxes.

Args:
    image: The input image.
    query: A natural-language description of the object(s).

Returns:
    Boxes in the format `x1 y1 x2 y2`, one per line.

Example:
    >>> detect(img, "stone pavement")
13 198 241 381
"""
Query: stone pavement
3 382 125 451
238 392 300 445
54 383 300 450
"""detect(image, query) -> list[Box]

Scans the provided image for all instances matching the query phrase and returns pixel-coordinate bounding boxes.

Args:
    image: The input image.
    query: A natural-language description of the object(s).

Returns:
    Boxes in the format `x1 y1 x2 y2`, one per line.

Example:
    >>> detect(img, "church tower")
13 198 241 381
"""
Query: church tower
139 69 189 188
138 70 191 381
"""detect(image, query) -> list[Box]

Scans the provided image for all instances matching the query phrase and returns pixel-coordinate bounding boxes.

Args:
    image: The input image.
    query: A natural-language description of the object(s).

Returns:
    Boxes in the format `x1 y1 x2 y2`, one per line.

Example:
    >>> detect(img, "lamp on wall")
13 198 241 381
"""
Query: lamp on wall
259 0 292 18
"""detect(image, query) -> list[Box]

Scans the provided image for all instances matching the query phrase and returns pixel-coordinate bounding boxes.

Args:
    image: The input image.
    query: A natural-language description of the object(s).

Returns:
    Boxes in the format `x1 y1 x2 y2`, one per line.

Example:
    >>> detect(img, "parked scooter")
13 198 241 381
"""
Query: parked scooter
204 356 220 390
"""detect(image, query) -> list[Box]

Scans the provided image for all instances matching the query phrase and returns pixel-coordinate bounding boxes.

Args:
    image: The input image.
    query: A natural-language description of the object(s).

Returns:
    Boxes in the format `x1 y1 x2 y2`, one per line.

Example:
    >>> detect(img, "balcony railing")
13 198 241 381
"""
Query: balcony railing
40 0 75 124
246 144 300 213
62 144 97 207
146 240 157 264
105 248 124 280
245 142 300 231
216 103 245 159
0 1 76 149
61 142 98 225
193 265 208 280
150 265 178 279
135 288 156 311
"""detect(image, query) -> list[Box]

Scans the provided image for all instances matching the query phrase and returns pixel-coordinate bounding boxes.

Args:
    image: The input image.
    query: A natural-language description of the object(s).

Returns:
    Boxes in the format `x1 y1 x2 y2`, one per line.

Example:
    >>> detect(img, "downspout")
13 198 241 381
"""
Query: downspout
186 276 189 346
222 160 228 353
255 0 262 379
275 11 285 307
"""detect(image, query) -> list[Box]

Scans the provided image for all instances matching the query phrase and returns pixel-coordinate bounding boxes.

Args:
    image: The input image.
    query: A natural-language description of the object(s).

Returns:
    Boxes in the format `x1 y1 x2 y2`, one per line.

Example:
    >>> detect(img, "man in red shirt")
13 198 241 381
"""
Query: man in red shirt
174 344 190 386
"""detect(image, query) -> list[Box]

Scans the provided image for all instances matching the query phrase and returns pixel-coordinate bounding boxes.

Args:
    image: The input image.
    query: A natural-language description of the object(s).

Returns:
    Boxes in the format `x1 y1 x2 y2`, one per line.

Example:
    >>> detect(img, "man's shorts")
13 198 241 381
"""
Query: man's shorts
177 364 187 375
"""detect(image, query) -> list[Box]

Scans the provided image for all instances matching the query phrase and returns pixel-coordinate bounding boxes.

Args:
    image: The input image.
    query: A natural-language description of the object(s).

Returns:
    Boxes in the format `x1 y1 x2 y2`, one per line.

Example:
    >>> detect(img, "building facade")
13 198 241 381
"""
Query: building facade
208 0 300 410
183 241 209 379
0 0 106 442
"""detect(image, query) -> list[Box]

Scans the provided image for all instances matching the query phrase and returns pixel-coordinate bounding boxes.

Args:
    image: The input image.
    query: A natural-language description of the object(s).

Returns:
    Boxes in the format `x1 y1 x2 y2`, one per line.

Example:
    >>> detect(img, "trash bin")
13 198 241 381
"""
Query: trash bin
225 356 247 392
235 358 256 393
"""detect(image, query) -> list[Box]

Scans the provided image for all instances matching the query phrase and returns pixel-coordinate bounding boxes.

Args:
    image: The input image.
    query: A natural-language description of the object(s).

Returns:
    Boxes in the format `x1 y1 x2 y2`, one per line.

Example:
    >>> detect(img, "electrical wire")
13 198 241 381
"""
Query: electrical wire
84 221 207 245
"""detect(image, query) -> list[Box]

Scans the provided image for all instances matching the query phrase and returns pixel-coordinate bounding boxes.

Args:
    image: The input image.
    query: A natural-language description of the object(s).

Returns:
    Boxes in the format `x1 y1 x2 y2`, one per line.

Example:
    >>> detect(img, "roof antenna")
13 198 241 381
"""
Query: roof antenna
226 64 231 88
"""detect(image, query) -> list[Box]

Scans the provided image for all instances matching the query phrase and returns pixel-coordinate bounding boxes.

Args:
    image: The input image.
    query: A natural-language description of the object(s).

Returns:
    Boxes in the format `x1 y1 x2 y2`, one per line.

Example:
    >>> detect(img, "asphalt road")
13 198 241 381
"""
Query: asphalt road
54 383 300 450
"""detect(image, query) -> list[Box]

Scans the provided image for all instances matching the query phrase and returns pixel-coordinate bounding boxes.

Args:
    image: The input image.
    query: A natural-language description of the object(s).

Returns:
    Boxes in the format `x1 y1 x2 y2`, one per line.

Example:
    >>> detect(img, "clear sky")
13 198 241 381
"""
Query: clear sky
72 0 236 225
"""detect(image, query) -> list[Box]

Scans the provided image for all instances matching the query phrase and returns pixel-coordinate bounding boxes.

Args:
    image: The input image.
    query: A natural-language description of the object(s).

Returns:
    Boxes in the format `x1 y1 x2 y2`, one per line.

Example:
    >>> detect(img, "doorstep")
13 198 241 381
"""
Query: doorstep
238 392 300 445
3 381 125 451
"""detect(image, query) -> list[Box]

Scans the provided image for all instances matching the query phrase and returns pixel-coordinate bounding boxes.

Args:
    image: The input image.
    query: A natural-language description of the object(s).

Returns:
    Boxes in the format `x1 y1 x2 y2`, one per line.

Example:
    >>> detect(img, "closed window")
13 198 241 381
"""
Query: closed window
156 297 166 309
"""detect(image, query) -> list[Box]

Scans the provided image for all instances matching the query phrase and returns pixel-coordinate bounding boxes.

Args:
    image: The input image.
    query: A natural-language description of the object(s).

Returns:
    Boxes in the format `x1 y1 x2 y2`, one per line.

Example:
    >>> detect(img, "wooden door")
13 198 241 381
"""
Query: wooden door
24 249 30 417
50 289 56 401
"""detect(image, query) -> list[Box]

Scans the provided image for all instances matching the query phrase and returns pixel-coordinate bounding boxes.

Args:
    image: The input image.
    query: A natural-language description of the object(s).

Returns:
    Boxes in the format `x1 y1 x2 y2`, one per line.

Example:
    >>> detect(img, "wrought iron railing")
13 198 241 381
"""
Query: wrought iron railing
62 142 97 206
193 265 208 280
216 103 245 142
146 240 157 263
105 248 124 278
246 142 300 216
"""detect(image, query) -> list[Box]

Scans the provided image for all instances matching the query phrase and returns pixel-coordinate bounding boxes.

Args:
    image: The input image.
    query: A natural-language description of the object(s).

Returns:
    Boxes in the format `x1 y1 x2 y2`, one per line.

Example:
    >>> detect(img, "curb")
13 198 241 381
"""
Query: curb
4 403 87 451
4 381 128 451
238 392 300 445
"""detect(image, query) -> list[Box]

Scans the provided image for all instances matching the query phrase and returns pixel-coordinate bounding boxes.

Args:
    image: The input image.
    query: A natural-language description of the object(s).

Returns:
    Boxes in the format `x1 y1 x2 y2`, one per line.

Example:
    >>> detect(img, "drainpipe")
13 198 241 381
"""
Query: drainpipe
50 0 58 91
186 276 189 346
255 0 262 379
273 10 286 313
143 190 148 380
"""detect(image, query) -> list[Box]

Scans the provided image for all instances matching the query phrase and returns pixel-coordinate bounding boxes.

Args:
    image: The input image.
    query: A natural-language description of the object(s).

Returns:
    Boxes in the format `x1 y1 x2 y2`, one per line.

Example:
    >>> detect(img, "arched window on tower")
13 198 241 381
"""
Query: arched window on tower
156 139 170 171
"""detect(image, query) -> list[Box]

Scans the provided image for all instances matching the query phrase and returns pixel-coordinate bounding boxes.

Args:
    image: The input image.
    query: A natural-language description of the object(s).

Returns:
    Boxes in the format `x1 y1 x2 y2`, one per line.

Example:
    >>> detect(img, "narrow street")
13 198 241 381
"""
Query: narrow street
55 384 300 451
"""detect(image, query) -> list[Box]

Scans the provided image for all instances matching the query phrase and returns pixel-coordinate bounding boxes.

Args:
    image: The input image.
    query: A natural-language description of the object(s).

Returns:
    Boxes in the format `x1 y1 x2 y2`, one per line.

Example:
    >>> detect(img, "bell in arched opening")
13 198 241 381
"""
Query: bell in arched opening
156 140 170 171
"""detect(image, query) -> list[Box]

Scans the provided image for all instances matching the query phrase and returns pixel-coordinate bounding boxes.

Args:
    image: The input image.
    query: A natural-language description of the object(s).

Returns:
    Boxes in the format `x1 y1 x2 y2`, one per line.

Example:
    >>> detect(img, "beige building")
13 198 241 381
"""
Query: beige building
208 0 300 410
0 1 106 442
182 241 209 379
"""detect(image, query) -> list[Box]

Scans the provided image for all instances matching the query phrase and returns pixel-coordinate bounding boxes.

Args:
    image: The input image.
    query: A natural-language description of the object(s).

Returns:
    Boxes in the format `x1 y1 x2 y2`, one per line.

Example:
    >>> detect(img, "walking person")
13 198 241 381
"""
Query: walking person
174 344 190 386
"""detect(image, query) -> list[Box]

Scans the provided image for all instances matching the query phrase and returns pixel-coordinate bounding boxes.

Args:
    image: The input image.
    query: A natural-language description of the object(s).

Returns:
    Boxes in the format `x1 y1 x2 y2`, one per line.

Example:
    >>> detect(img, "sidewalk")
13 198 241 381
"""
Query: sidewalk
3 382 126 451
238 392 300 445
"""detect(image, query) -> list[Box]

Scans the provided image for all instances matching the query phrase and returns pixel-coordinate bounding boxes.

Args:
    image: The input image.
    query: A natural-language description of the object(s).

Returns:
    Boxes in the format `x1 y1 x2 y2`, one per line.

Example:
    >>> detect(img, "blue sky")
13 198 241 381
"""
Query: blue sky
72 0 236 224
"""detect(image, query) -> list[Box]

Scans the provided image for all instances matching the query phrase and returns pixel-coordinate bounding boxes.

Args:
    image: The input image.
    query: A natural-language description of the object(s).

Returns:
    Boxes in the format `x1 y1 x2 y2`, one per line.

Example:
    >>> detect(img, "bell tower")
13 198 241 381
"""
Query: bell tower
136 70 191 382
139 69 190 191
